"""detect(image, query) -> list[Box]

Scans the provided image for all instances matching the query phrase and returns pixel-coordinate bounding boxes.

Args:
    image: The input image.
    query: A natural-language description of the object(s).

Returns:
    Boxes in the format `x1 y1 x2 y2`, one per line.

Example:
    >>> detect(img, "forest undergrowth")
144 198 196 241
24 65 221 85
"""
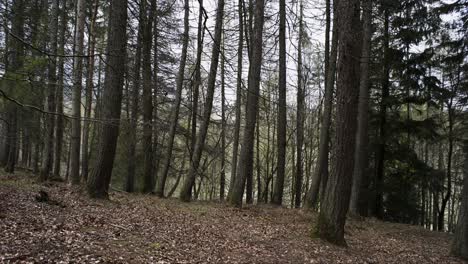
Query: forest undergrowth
0 172 463 264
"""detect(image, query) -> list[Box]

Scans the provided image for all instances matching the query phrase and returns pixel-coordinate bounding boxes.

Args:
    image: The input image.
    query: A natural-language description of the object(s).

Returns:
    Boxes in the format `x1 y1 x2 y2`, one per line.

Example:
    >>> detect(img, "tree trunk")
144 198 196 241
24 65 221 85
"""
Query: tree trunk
271 0 287 206
125 3 144 193
294 0 304 209
53 0 68 179
142 0 156 193
228 0 243 201
82 0 99 181
179 0 224 202
305 0 337 209
451 141 468 259
70 0 86 185
373 9 390 219
39 0 59 181
220 31 226 201
349 0 372 217
229 0 265 207
439 99 454 231
155 0 190 197
316 0 361 245
87 0 128 198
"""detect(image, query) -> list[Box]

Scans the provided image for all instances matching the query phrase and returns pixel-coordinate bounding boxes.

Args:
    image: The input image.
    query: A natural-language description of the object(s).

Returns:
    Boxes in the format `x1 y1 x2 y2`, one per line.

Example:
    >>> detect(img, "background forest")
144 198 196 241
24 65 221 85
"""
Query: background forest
0 0 467 260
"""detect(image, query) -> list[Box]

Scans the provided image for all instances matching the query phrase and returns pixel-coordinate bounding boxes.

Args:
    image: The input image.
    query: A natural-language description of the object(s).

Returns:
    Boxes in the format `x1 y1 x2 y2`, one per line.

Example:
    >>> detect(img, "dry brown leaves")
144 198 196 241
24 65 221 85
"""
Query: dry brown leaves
0 174 464 263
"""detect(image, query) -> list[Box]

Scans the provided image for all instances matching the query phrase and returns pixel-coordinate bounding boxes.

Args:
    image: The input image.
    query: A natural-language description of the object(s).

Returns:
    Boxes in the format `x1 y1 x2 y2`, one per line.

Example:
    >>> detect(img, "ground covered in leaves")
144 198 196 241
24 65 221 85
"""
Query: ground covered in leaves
0 173 463 263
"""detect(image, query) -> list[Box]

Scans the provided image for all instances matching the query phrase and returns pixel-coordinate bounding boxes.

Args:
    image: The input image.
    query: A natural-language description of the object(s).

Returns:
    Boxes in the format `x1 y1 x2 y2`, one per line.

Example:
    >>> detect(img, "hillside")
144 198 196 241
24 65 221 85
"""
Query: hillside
0 173 463 264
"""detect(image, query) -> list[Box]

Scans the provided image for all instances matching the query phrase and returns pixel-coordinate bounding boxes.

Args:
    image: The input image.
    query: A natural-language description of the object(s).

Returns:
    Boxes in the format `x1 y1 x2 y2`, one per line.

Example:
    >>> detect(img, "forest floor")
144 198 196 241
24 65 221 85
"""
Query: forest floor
0 172 464 264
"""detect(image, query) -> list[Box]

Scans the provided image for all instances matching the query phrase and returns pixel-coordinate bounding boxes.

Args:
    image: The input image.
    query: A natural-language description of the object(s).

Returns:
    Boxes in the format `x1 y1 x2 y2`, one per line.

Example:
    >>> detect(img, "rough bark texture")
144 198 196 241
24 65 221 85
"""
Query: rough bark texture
220 33 226 201
373 9 390 219
87 0 128 199
70 0 86 185
271 0 287 206
142 0 156 193
229 0 264 207
316 0 361 245
39 0 59 181
451 141 468 260
349 0 371 217
81 0 99 182
155 0 190 197
53 0 68 178
294 0 304 209
305 0 337 209
179 0 224 202
125 3 144 193
228 0 243 200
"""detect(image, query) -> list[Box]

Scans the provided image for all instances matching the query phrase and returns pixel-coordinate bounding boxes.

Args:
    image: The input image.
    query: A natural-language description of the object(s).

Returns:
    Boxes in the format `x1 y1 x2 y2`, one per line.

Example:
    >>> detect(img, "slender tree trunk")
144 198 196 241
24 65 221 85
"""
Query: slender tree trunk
82 0 99 181
125 3 144 193
142 0 156 193
271 0 287 206
39 0 59 181
349 0 372 216
451 141 468 259
373 9 390 219
179 0 224 202
305 0 337 208
87 0 128 198
70 0 86 185
155 0 190 197
229 0 265 207
228 0 243 200
53 0 68 178
316 0 361 245
294 0 304 209
220 31 226 201
439 99 454 231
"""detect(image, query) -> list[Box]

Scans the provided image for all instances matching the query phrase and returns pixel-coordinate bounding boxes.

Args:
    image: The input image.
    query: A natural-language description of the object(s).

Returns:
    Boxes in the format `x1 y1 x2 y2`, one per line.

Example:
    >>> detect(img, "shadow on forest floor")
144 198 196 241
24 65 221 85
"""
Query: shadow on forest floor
0 172 463 263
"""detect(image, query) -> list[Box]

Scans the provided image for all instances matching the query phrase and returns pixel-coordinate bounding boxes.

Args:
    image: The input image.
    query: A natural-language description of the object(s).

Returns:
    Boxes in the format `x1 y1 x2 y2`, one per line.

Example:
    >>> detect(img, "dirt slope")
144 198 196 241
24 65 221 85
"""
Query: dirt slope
0 174 463 263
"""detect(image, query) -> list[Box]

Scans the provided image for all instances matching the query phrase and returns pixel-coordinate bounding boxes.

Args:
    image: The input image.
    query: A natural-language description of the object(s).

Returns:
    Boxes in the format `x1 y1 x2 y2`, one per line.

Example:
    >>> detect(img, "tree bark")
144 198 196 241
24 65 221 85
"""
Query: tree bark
155 0 190 197
142 0 156 193
87 0 128 198
316 0 361 245
53 0 68 178
229 0 265 207
271 0 287 206
349 0 372 217
70 0 86 185
294 0 304 209
451 141 468 259
305 0 337 209
81 0 99 181
179 0 224 202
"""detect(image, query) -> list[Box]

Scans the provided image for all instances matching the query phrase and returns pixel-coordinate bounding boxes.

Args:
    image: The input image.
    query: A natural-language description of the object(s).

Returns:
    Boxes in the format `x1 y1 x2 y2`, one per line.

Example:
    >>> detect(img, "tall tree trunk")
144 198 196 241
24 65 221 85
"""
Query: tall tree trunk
179 0 225 202
228 0 243 200
305 0 337 208
3 0 25 174
451 140 468 259
53 0 68 178
316 0 361 245
439 101 454 231
271 0 287 206
142 0 156 193
82 0 99 181
349 0 372 216
40 0 59 181
125 3 144 193
294 0 304 209
87 0 128 198
155 0 190 197
220 31 226 201
373 9 390 219
70 0 86 185
229 0 265 207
